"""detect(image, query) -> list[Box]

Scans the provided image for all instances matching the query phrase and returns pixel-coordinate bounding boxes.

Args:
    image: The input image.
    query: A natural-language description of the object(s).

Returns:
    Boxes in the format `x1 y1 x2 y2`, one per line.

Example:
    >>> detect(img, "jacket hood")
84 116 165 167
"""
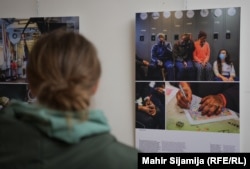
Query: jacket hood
4 100 110 144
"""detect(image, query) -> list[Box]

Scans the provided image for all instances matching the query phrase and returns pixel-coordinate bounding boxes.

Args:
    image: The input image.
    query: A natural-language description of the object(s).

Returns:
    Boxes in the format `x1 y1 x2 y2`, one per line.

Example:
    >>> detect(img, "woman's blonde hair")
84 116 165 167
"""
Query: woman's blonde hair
27 30 101 112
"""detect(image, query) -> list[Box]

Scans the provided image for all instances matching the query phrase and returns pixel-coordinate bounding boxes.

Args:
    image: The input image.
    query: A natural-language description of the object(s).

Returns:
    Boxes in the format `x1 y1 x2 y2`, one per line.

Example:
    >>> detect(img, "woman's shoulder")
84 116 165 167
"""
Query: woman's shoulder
75 133 139 169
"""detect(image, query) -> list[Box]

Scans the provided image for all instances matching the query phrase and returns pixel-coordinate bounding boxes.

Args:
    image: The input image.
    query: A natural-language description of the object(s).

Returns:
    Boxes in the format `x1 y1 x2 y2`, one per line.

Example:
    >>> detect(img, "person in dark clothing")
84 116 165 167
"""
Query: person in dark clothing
149 33 174 80
173 33 196 81
0 30 138 169
22 33 29 62
136 82 165 129
136 55 149 80
175 82 239 116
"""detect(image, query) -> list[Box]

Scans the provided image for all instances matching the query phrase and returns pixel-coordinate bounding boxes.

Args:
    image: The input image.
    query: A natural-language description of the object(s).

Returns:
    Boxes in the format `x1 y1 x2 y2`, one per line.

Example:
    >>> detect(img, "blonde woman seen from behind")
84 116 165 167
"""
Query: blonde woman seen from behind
0 30 138 169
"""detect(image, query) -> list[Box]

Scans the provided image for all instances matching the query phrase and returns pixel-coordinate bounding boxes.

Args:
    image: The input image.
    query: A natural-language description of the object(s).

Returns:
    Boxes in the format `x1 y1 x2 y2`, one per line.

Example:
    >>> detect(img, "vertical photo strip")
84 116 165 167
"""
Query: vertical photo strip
135 7 240 152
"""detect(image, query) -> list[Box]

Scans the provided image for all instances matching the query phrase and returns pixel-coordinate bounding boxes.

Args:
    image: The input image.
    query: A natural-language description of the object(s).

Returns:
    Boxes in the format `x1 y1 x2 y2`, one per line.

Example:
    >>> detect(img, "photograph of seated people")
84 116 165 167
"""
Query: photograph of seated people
172 33 196 81
176 82 239 115
148 33 174 81
213 49 239 81
0 30 138 168
136 81 165 129
193 31 214 81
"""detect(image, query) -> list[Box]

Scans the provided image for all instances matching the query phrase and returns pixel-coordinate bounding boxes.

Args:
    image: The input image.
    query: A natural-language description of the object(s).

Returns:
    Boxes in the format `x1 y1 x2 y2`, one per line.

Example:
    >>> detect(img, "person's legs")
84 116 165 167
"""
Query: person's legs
205 63 214 81
175 61 185 80
234 77 239 81
224 75 239 81
214 76 223 81
186 60 196 81
147 64 162 80
194 62 203 81
164 60 175 80
136 65 146 80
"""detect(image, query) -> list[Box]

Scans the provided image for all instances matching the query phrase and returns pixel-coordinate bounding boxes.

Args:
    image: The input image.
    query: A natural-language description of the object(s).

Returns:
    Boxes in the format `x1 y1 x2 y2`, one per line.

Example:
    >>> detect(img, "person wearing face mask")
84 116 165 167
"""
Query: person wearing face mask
173 33 196 81
213 49 239 81
149 33 174 80
193 31 214 81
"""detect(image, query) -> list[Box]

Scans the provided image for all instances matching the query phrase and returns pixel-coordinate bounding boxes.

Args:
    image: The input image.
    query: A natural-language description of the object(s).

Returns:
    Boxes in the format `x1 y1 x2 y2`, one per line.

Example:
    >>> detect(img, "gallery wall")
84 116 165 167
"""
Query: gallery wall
0 0 249 152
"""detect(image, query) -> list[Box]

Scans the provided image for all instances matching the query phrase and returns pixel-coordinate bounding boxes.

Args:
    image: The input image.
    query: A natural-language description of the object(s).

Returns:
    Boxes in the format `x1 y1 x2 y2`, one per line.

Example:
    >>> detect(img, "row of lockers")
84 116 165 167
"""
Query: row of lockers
136 7 240 77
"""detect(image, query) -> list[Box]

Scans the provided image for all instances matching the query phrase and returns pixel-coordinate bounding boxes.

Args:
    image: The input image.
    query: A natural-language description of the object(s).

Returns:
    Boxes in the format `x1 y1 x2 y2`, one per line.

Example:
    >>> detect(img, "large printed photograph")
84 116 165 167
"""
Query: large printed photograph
0 17 79 107
136 7 240 82
135 7 240 133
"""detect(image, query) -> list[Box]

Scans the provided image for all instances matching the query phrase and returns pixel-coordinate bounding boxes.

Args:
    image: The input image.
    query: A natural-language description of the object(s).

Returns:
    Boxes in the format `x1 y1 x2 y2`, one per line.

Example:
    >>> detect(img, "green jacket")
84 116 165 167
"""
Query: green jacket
0 100 138 169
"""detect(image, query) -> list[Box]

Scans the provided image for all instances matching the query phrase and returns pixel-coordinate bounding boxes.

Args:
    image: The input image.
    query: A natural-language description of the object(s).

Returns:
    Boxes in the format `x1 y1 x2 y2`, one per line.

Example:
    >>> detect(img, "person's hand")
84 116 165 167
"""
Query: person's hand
183 61 187 68
220 76 234 82
144 97 157 116
221 76 230 81
142 60 150 66
228 76 235 81
138 104 157 116
157 60 163 66
154 86 165 95
147 103 157 116
198 94 224 116
176 82 192 109
201 62 206 67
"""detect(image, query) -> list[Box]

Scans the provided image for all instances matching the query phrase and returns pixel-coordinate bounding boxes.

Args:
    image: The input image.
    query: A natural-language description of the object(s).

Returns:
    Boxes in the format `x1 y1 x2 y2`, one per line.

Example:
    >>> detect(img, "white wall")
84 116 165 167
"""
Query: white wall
0 0 249 152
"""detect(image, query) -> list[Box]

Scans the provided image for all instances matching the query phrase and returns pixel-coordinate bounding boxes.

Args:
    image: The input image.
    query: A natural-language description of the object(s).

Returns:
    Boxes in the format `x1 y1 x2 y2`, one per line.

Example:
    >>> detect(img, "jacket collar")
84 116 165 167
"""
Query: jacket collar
5 100 110 144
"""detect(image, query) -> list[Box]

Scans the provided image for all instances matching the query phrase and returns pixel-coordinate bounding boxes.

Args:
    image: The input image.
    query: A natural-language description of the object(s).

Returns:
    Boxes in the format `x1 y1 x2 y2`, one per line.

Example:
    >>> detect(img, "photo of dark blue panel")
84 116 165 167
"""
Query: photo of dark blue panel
151 35 156 41
214 33 219 39
174 34 179 40
165 35 168 40
140 35 144 41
